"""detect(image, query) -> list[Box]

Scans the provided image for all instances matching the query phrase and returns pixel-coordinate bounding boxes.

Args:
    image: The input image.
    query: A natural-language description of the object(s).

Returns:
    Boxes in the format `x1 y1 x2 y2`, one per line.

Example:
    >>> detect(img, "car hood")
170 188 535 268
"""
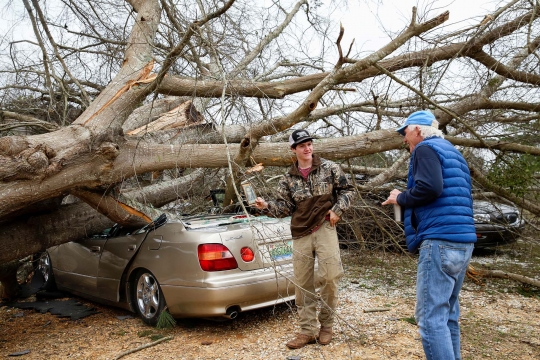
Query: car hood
473 200 517 214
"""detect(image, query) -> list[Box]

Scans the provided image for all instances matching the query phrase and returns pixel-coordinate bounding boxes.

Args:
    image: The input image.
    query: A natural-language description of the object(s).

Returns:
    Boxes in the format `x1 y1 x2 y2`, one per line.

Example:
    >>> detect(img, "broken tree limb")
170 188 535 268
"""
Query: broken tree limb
113 335 173 360
74 0 161 128
127 100 204 135
83 60 155 125
122 96 190 133
70 189 151 228
122 168 206 208
447 136 540 156
467 265 540 288
363 308 391 313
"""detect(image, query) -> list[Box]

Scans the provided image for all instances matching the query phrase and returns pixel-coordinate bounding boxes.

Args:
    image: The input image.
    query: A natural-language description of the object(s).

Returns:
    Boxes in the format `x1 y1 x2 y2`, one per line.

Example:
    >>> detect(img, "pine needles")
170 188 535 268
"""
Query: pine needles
156 307 176 329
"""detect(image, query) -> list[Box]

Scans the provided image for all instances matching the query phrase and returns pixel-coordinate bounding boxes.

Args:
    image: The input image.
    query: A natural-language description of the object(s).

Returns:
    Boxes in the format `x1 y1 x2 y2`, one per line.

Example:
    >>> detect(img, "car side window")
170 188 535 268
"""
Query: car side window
90 227 113 239
115 227 131 237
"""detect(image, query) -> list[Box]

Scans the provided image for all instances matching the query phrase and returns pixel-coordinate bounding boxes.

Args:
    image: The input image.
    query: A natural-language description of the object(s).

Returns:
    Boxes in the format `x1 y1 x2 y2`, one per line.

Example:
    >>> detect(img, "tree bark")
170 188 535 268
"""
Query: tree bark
0 260 20 299
0 203 114 265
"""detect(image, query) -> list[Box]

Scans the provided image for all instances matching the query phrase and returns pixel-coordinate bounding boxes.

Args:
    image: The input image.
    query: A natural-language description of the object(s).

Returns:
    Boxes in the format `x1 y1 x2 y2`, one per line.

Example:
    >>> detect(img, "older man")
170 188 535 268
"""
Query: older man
382 110 476 360
255 129 354 349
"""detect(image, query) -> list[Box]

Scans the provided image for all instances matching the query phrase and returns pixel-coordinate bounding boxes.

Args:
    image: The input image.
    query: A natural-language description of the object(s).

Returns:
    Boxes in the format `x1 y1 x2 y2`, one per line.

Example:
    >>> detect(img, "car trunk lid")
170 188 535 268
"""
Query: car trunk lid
215 216 293 271
182 214 293 271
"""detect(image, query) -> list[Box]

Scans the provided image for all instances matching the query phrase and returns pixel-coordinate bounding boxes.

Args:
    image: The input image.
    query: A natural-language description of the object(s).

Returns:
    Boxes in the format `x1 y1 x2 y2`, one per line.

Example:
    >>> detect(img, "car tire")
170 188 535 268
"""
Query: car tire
37 252 57 291
132 269 165 326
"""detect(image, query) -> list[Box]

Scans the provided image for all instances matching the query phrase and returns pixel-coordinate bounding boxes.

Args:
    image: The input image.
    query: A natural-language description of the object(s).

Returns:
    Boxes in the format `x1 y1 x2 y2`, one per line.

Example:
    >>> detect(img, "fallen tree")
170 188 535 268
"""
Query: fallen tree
0 0 539 279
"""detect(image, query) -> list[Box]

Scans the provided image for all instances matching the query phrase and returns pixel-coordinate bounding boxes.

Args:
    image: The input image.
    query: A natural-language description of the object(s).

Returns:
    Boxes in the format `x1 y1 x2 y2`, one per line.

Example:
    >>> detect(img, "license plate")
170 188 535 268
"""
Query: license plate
267 241 293 261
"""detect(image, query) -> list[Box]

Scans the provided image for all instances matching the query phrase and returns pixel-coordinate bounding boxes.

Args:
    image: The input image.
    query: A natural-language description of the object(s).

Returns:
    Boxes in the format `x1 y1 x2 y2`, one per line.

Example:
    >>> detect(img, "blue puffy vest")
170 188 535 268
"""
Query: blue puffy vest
403 137 477 252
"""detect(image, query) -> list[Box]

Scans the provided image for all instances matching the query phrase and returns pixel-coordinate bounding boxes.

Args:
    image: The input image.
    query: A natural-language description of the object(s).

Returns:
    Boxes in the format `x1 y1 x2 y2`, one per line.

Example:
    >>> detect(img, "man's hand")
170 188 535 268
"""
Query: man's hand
328 210 340 227
254 197 268 210
382 189 401 206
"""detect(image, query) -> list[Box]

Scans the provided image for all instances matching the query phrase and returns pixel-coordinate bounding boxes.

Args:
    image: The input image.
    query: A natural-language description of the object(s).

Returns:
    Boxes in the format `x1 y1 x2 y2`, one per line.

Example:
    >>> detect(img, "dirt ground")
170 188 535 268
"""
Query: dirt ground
1 240 539 360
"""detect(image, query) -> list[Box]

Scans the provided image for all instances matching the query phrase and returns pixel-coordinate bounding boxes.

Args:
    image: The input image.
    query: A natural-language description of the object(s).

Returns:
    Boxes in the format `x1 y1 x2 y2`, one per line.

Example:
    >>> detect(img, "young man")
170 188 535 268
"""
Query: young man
382 110 476 360
254 129 355 349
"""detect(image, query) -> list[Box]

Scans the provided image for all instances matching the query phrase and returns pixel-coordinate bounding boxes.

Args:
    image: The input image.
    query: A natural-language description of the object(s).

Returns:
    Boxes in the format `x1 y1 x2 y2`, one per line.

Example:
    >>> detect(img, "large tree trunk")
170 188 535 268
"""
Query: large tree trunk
0 167 207 264
0 129 403 220
2 1 540 280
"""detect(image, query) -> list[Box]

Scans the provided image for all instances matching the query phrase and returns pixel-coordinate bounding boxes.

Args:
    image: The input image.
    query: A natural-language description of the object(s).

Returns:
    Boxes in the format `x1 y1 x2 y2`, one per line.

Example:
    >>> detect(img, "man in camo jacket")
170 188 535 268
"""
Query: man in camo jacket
255 129 355 349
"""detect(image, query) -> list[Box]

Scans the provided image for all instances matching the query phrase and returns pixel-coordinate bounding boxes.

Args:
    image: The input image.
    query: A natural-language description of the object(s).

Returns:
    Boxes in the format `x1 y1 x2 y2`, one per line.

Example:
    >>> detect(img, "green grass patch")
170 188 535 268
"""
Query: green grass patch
400 316 417 325
137 330 153 337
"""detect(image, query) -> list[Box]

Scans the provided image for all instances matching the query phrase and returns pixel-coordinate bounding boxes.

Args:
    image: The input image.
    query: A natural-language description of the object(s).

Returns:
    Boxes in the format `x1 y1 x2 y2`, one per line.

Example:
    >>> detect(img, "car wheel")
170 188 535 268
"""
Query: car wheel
132 269 165 326
37 252 56 290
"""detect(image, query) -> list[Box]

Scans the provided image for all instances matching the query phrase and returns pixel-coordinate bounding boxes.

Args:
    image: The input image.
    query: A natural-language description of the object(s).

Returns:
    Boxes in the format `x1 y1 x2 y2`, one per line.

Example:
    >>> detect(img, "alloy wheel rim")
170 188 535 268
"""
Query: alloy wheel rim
136 273 159 319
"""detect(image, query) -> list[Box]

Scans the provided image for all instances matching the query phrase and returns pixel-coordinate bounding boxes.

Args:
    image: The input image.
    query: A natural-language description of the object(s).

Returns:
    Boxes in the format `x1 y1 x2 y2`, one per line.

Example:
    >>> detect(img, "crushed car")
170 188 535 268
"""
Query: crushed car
38 213 295 325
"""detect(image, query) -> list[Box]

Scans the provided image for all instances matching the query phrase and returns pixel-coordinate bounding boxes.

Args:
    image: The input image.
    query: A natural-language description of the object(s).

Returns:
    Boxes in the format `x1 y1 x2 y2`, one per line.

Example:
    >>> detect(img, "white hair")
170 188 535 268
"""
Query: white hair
408 124 444 139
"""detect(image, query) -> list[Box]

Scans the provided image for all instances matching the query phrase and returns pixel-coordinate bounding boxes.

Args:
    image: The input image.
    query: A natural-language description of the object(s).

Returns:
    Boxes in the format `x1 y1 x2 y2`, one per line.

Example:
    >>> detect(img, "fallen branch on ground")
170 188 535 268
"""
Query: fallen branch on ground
467 265 540 288
113 335 173 360
363 307 391 313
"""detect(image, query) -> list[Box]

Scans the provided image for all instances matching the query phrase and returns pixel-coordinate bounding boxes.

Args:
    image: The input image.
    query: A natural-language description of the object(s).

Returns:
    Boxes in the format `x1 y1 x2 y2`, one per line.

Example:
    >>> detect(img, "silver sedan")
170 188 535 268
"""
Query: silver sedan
38 213 295 325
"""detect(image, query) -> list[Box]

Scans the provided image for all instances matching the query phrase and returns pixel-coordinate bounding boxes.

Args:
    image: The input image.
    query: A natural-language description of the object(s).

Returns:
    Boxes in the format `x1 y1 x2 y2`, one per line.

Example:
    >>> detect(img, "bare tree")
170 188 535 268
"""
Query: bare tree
0 0 539 288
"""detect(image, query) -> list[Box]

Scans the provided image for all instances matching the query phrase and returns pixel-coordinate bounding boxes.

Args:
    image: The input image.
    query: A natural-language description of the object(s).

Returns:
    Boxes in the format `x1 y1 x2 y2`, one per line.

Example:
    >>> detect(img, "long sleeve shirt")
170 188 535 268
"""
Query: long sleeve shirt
397 145 443 208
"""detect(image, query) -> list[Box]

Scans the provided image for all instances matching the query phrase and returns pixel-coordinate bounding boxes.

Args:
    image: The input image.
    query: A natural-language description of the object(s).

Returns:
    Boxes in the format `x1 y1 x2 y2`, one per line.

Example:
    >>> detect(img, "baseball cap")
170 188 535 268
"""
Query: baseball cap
289 129 313 147
396 110 439 136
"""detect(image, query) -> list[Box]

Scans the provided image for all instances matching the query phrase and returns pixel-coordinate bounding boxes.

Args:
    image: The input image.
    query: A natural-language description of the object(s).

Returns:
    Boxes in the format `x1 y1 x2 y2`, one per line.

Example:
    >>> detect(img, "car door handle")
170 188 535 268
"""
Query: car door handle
90 246 101 252
127 245 136 251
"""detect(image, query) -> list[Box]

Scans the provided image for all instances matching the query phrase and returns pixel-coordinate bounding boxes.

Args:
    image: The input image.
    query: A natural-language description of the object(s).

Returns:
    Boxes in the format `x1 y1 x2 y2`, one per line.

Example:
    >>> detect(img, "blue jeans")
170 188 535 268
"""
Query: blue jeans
415 240 474 360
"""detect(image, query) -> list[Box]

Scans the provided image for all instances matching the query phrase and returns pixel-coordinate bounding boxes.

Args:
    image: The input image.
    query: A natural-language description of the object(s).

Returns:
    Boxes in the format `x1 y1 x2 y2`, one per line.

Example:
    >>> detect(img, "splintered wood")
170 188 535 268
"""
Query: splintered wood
127 100 204 135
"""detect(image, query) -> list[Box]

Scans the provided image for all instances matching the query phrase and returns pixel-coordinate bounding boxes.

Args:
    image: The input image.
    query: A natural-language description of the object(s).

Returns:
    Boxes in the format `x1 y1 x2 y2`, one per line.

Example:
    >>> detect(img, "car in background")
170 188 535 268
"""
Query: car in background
473 200 525 248
336 198 525 251
38 213 295 325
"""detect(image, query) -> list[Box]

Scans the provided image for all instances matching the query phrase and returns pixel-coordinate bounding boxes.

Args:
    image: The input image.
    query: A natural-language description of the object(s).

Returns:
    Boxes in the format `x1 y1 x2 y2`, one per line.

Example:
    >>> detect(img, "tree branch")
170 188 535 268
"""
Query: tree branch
30 0 91 106
469 165 540 217
70 189 151 228
228 0 307 78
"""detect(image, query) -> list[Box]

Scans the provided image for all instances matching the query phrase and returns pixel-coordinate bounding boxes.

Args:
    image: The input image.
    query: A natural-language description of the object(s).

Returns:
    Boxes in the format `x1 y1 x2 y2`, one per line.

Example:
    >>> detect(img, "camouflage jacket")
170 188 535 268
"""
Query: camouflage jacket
265 154 355 238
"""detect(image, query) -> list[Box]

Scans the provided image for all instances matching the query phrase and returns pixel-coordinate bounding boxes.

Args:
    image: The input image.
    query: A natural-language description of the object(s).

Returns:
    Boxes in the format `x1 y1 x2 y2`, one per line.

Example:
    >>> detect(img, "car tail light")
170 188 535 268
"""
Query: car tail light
240 247 255 262
198 244 238 271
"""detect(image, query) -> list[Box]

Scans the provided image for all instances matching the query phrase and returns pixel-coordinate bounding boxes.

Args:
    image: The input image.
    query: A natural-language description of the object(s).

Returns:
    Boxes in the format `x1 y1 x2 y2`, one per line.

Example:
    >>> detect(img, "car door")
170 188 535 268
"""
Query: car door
96 228 147 302
53 235 107 296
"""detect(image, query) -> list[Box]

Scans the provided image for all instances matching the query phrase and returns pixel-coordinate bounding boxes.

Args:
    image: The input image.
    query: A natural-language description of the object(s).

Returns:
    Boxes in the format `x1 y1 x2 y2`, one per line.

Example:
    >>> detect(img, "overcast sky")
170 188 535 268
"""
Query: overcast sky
332 0 494 51
0 0 496 44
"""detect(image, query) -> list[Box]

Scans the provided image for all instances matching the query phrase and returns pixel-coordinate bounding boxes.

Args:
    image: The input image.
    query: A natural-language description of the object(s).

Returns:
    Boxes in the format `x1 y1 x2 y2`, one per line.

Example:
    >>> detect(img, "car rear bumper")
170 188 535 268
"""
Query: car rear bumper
161 268 295 318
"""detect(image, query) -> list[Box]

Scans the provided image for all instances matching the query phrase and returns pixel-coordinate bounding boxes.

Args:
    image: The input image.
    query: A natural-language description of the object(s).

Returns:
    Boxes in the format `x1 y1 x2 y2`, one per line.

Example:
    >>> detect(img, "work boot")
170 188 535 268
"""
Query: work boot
286 333 316 349
317 326 333 345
